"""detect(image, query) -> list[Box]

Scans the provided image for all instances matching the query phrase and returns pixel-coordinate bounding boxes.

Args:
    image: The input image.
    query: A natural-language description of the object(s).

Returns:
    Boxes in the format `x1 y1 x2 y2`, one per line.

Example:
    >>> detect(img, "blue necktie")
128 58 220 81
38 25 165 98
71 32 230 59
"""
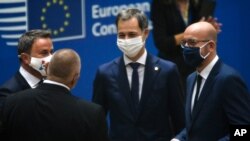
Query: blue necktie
130 63 140 108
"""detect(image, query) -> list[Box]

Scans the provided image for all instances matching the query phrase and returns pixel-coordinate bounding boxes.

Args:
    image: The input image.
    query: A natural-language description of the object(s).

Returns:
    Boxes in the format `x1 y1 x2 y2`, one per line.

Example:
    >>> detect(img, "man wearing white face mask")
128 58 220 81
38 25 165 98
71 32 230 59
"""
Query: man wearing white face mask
0 29 53 95
0 30 53 133
1 49 109 140
92 8 185 141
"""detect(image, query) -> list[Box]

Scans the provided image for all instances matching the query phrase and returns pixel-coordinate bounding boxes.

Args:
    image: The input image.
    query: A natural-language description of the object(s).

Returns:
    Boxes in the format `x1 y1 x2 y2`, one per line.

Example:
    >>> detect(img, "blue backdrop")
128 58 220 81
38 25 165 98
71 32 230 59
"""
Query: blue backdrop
0 0 249 101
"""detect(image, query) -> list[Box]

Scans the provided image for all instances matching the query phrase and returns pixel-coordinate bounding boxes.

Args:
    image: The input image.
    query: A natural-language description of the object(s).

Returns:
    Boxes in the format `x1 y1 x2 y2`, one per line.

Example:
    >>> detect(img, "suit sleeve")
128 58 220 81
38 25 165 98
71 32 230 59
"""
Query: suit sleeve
222 74 250 124
0 94 17 138
150 0 177 54
167 65 185 134
91 106 109 141
175 128 187 141
198 0 216 19
214 72 249 140
92 68 108 115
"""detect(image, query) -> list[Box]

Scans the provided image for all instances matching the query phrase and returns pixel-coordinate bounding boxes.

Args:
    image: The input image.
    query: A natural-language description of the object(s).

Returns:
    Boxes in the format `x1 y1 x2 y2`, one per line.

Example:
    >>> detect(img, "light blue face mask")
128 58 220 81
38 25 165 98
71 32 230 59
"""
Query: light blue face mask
182 42 210 68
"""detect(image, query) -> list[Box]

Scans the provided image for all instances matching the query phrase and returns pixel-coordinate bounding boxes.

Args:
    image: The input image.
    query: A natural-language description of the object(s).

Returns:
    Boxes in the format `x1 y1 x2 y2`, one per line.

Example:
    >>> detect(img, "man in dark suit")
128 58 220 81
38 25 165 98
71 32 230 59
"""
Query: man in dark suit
0 29 54 98
151 0 220 89
92 8 185 141
1 49 109 141
171 21 250 141
0 29 54 133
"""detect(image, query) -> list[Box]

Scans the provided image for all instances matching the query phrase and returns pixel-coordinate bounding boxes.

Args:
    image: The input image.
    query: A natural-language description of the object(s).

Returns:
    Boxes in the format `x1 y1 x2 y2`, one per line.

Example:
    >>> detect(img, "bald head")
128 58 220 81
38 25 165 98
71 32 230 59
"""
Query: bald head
183 21 218 72
47 49 81 87
184 21 217 42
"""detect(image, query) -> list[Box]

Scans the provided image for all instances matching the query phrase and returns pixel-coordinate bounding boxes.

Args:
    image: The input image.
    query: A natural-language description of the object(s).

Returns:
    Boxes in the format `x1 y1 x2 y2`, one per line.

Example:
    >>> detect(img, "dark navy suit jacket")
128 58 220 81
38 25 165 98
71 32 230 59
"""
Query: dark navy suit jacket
176 60 250 141
2 83 108 141
92 54 185 141
0 71 30 96
0 71 30 128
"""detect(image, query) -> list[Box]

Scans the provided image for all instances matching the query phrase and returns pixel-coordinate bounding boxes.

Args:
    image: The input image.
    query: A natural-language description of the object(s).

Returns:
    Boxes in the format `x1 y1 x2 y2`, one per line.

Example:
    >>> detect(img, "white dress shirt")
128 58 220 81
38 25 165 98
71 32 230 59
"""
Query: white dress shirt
171 55 219 141
123 50 147 101
19 66 41 88
191 55 219 111
43 80 70 90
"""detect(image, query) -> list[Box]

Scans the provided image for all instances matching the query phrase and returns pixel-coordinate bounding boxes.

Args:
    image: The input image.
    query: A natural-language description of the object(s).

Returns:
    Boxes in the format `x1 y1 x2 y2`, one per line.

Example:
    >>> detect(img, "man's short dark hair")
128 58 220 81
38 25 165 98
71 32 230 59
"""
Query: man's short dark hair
115 8 148 31
18 29 51 55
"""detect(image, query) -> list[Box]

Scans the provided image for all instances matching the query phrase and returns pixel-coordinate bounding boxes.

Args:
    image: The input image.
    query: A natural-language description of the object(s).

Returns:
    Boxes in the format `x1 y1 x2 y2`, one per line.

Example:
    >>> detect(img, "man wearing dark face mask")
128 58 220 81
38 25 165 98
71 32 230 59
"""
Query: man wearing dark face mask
171 21 250 141
1 49 109 141
92 8 185 141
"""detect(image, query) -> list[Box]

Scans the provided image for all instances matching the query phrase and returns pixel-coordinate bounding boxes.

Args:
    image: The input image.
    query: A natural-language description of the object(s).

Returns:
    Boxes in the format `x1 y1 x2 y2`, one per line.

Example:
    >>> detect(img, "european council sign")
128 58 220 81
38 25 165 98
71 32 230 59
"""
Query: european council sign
0 0 85 47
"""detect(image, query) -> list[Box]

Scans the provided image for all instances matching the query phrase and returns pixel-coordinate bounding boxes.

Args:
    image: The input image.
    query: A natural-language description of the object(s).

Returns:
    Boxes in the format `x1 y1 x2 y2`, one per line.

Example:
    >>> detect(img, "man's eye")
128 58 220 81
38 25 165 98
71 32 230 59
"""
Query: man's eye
128 34 137 38
118 35 125 39
189 40 196 44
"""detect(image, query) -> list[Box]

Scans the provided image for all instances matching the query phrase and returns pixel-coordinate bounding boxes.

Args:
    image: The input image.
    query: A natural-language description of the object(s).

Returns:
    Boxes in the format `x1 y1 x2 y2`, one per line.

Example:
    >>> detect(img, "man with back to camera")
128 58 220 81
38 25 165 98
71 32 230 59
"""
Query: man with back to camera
171 21 250 141
92 8 185 141
1 49 109 141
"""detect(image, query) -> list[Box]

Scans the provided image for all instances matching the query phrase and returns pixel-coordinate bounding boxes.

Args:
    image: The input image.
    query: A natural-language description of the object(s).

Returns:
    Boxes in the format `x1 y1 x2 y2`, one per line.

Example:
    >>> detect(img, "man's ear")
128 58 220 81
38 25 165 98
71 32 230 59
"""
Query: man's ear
208 41 216 51
70 73 80 89
143 28 150 39
20 53 31 65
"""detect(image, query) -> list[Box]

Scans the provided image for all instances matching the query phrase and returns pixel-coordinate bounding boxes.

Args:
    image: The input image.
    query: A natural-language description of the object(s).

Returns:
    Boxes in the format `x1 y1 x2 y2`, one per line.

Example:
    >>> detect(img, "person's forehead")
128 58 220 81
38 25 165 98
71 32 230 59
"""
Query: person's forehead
118 17 139 27
31 38 53 50
183 31 200 40
184 28 207 40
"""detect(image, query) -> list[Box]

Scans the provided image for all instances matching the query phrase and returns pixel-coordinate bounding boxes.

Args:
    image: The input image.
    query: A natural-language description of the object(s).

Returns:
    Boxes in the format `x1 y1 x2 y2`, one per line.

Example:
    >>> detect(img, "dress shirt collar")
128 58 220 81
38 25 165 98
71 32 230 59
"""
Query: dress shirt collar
19 66 40 88
198 55 219 80
43 80 70 90
123 49 147 66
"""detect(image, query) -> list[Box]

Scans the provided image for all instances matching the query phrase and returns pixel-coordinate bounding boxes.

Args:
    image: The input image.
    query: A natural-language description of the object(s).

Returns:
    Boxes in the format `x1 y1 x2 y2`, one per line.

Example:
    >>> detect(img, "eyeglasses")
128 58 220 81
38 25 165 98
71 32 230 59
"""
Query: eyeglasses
180 39 210 48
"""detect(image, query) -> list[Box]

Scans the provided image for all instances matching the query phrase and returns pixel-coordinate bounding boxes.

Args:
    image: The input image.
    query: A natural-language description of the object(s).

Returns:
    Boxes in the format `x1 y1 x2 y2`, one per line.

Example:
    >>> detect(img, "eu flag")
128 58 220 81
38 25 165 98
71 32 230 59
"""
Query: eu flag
0 0 27 46
0 0 85 47
28 0 85 41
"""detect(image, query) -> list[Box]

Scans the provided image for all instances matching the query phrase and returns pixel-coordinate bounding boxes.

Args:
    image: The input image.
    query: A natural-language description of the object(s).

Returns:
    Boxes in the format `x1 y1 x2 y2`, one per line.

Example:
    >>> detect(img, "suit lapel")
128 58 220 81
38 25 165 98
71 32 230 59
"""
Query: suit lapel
115 57 137 119
137 54 160 118
16 71 31 89
186 73 196 129
190 60 222 126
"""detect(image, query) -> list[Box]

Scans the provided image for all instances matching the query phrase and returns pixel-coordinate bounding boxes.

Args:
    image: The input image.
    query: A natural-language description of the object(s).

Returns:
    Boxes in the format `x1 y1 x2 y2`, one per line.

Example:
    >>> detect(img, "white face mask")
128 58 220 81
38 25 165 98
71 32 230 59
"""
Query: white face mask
29 55 52 76
117 36 145 58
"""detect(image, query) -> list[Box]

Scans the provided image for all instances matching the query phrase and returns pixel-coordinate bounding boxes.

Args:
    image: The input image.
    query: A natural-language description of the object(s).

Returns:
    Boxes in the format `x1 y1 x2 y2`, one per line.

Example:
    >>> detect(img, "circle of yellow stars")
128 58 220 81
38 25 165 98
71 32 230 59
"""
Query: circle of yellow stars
40 0 70 36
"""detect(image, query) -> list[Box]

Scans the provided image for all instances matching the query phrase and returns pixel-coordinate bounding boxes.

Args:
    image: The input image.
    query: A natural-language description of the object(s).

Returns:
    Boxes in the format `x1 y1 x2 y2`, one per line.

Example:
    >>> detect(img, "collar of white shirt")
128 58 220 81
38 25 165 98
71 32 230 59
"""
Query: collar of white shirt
123 49 147 66
198 55 219 80
19 66 41 88
43 80 70 90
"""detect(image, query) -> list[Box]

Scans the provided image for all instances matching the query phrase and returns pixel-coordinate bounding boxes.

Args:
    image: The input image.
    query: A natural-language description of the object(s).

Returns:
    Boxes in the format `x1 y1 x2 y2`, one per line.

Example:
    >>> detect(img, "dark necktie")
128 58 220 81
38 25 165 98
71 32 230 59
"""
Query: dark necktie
193 74 202 109
130 63 140 108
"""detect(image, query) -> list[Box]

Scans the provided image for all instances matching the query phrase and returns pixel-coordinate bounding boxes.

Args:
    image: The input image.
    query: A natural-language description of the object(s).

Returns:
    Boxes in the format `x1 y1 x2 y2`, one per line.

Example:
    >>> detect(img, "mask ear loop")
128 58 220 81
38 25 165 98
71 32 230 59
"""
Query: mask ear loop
19 53 31 65
199 42 211 59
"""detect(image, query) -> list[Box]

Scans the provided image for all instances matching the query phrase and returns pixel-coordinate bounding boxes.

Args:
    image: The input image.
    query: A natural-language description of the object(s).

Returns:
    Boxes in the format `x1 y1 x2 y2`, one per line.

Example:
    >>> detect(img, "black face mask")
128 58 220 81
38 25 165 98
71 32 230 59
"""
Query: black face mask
182 44 210 68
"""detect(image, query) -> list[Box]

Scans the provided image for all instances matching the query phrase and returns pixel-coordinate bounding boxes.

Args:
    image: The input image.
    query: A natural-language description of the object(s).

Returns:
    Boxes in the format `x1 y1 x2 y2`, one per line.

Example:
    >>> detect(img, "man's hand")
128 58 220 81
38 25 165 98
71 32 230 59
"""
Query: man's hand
200 16 222 33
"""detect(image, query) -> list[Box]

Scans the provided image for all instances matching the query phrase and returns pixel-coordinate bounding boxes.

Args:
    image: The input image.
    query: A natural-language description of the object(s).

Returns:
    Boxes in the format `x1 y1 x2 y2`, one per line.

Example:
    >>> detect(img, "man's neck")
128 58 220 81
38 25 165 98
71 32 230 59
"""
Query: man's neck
21 63 43 79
